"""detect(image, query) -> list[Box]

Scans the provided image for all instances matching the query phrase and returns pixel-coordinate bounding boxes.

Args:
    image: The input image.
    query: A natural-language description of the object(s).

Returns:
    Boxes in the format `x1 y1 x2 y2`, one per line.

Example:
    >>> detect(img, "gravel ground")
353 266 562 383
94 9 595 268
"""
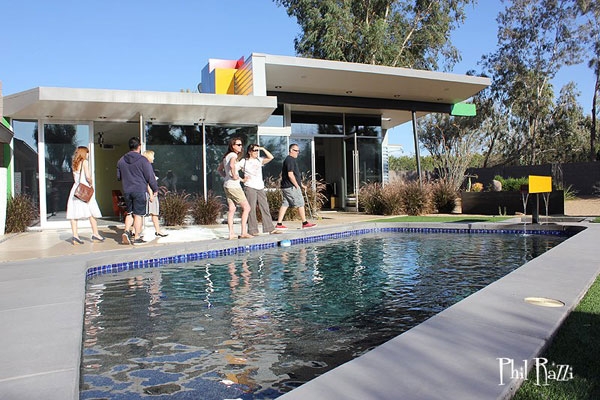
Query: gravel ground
565 196 600 216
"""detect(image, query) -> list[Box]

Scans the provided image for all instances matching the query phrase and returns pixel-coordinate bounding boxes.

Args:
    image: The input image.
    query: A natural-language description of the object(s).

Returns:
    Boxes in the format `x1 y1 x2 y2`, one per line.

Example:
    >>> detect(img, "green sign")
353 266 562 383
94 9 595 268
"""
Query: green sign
1 117 10 129
451 103 476 117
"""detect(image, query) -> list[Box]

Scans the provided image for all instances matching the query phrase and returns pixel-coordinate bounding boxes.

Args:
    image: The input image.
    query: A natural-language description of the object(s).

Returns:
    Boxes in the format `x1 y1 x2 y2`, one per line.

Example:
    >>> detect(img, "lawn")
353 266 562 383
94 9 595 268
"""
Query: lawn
368 216 512 223
513 276 600 400
592 217 600 223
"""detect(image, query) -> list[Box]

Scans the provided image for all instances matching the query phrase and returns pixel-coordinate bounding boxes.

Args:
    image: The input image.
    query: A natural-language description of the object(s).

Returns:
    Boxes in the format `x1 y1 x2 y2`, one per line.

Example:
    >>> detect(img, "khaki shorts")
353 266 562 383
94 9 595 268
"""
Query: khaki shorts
281 186 305 208
224 187 247 205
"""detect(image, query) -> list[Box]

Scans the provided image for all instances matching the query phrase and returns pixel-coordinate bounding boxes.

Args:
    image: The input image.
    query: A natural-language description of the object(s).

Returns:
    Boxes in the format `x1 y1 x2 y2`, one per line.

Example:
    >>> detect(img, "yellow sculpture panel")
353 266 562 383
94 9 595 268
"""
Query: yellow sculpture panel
528 175 552 193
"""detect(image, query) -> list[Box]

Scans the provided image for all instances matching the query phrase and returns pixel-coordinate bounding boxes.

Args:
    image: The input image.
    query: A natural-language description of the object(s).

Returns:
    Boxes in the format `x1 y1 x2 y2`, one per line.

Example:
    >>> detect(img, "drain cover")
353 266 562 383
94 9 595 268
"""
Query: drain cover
524 297 565 307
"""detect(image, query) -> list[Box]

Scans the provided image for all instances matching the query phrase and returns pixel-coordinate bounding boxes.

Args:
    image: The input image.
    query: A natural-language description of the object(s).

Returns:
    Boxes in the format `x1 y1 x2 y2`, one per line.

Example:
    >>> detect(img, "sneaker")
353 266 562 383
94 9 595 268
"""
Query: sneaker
155 232 169 237
121 231 132 245
132 238 148 245
270 230 283 234
302 221 317 228
275 223 288 230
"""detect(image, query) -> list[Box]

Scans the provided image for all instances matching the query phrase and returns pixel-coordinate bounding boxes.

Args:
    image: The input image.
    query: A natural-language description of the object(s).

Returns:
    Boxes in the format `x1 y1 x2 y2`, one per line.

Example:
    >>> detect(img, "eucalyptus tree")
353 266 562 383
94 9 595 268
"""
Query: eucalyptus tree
482 0 584 164
577 0 600 160
274 0 476 70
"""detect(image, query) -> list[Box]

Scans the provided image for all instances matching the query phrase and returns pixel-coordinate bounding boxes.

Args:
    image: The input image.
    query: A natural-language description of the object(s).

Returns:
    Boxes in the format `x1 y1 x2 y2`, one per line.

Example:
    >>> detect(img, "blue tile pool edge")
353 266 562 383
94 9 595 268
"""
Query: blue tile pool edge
85 226 573 280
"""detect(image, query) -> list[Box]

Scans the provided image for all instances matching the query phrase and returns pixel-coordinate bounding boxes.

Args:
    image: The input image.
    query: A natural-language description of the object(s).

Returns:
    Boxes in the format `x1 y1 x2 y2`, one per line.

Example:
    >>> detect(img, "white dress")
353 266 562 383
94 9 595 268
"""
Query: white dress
66 171 102 220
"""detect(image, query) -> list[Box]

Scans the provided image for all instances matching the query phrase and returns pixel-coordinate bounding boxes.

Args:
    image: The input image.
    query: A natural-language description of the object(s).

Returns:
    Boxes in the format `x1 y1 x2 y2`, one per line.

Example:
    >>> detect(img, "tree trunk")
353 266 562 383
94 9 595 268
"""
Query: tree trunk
591 70 599 161
483 130 499 168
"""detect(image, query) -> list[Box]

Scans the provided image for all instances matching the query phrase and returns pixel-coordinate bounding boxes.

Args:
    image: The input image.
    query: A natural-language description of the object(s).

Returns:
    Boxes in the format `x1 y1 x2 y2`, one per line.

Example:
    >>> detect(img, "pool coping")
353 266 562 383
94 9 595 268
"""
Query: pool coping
0 221 597 399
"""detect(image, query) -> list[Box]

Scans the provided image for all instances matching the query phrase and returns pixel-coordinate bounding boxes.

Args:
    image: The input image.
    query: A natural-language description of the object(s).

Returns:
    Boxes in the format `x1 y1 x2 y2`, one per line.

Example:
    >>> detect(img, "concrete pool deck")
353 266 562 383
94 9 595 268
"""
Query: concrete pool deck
0 219 598 399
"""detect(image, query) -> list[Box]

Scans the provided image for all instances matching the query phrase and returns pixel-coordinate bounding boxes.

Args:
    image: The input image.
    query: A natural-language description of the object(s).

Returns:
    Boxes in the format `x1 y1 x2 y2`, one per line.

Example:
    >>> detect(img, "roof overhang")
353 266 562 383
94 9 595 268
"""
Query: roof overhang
3 87 277 125
258 53 490 127
0 122 13 143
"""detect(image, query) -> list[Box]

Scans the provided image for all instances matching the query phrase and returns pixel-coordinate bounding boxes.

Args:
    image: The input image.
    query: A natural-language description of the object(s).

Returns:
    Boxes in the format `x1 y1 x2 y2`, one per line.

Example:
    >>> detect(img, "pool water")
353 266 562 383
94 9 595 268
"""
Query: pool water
80 232 565 399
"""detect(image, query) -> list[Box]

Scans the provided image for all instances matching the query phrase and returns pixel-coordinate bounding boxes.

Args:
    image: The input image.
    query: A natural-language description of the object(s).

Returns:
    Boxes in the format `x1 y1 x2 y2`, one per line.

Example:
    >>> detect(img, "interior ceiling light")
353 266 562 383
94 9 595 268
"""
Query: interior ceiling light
149 117 156 121
274 85 282 89
346 90 353 94
393 94 401 98
45 115 53 118
436 98 443 101
98 116 107 119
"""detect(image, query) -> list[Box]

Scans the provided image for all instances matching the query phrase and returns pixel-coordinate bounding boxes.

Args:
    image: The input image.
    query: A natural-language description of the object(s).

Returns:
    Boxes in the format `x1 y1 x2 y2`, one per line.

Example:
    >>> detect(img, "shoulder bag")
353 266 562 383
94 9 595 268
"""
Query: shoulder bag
74 162 94 202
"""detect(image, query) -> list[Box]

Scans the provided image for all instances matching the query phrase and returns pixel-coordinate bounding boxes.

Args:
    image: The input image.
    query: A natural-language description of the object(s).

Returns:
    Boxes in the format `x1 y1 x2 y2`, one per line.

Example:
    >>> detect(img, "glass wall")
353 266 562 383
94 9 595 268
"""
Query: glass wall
291 112 343 135
205 125 257 199
289 137 313 182
146 125 203 196
346 115 382 137
12 120 39 207
258 135 288 181
357 138 383 184
260 104 284 127
44 124 90 219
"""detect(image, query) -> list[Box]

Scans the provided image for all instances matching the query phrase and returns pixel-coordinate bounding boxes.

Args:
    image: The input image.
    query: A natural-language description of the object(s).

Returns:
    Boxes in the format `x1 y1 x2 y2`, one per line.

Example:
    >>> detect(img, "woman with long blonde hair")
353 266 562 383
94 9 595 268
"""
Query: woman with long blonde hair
142 150 167 238
66 146 103 244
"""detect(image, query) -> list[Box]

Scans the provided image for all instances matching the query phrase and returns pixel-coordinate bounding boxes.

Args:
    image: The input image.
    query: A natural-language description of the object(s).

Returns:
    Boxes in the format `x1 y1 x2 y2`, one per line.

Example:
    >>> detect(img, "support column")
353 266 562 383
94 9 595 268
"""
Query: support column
202 121 207 201
411 111 422 188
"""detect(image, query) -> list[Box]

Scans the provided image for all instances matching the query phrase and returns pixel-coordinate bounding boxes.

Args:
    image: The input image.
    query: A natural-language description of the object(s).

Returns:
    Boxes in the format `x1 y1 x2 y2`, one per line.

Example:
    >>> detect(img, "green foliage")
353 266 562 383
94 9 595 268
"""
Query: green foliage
274 0 475 70
5 194 36 233
563 184 578 201
481 0 585 165
160 190 190 226
401 181 432 216
431 180 457 213
389 155 436 171
493 175 529 192
190 192 223 225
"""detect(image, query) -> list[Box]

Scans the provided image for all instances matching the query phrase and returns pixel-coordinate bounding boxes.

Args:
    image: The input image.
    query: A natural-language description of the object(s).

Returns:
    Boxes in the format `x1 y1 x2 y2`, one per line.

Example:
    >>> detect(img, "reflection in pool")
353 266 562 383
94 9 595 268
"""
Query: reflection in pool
80 232 565 399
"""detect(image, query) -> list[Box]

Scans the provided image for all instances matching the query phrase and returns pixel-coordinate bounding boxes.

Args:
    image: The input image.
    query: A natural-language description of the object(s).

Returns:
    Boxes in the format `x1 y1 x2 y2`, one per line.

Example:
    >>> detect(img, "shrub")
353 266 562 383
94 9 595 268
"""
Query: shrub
190 191 223 225
264 175 326 221
160 189 190 226
401 181 431 216
5 194 37 233
381 182 404 215
494 175 528 192
471 182 483 192
563 184 578 201
432 180 457 213
359 183 386 215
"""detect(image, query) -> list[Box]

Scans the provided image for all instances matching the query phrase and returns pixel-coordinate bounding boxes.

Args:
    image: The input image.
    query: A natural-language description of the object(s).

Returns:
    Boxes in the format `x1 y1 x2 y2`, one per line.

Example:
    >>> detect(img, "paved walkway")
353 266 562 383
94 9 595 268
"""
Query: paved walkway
0 211 390 263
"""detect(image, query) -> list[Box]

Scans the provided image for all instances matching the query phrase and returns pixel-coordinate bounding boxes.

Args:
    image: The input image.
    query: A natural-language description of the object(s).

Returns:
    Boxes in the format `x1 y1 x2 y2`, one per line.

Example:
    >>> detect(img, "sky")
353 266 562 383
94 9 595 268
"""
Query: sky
1 1 596 155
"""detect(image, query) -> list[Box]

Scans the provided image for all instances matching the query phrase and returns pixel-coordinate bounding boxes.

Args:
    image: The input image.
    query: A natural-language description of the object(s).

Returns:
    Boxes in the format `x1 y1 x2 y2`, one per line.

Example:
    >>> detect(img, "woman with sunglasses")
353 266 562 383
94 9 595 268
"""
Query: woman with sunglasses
240 144 282 236
218 137 253 240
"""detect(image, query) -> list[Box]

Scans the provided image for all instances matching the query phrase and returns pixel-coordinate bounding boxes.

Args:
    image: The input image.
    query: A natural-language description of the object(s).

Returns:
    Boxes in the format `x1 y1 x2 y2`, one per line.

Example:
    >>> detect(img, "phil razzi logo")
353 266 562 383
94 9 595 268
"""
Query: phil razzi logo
497 357 573 386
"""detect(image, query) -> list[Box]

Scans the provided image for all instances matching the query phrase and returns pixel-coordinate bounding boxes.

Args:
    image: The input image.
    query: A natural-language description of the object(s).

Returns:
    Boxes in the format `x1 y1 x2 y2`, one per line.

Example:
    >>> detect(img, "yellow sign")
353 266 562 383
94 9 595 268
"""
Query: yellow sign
529 175 552 193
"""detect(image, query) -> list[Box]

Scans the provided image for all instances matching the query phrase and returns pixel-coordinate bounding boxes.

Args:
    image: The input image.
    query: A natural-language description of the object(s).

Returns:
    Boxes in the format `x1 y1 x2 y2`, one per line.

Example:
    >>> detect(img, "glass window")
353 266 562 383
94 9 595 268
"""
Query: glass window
205 125 257 199
291 112 343 135
357 137 383 185
289 138 313 182
12 120 39 207
258 135 288 182
146 125 203 196
346 115 382 137
44 123 89 219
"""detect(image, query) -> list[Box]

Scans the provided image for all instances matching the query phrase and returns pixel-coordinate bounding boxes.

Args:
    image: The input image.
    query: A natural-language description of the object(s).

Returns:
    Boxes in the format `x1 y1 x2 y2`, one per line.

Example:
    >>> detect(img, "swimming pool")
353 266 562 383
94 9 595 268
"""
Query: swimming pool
80 231 566 399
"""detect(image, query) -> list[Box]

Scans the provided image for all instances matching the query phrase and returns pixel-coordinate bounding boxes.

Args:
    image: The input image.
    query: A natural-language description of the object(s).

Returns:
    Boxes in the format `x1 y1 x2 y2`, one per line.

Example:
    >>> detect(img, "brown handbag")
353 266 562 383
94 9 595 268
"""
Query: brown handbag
74 162 94 202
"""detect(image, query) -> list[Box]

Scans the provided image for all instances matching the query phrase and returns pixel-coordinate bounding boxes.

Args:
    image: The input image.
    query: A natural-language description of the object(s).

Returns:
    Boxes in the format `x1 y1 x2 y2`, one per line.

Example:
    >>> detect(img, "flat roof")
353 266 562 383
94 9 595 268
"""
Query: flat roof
3 87 277 125
257 53 490 127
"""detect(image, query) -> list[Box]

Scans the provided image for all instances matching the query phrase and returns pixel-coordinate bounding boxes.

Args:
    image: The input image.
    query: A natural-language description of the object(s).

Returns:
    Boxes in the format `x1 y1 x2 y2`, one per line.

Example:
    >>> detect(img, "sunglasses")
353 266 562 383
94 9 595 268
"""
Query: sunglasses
250 148 259 152
291 149 299 152
234 143 242 146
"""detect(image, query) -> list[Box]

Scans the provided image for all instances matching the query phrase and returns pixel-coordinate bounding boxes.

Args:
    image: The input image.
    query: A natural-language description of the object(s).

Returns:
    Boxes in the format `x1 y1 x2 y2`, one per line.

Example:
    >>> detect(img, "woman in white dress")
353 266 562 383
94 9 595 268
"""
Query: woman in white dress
66 146 104 244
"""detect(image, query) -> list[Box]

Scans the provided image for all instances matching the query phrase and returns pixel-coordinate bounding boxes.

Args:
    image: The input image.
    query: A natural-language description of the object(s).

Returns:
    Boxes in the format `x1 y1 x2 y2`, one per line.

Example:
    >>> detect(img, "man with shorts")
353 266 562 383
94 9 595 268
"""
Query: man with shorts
275 144 316 230
117 137 158 245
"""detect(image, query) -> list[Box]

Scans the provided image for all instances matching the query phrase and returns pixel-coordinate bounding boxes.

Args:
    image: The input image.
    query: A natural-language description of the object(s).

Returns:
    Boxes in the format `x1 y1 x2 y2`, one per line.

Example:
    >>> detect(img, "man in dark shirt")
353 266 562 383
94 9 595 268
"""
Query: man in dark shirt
117 137 158 245
276 144 316 229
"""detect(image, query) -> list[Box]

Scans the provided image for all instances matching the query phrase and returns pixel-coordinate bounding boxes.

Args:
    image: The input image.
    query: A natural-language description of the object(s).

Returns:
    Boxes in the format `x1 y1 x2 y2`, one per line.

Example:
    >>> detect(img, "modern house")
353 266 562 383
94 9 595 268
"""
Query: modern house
1 53 490 229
